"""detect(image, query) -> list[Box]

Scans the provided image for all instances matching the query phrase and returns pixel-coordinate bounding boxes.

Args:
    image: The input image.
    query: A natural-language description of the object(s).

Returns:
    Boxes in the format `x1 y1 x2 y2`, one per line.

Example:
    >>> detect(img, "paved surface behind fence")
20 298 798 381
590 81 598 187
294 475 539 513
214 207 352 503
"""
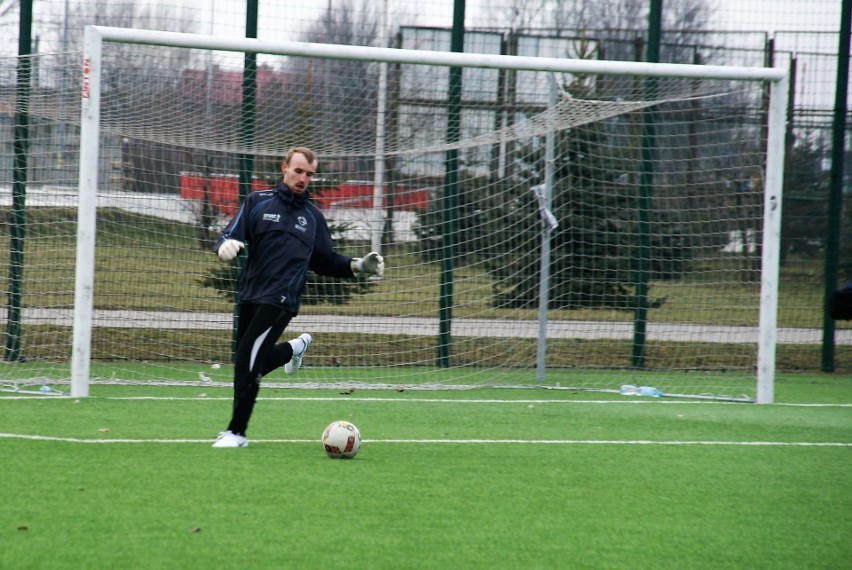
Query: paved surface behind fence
6 308 851 345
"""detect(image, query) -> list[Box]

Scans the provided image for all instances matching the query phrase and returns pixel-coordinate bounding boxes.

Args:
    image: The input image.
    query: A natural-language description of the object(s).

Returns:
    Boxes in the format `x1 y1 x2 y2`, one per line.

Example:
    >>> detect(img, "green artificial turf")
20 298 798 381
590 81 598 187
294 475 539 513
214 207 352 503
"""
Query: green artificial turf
1 375 850 569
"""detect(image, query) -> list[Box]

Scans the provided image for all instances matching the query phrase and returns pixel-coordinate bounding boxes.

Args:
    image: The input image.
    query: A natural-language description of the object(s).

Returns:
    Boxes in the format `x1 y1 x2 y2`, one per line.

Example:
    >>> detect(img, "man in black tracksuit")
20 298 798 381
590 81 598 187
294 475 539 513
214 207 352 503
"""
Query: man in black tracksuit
211 147 384 448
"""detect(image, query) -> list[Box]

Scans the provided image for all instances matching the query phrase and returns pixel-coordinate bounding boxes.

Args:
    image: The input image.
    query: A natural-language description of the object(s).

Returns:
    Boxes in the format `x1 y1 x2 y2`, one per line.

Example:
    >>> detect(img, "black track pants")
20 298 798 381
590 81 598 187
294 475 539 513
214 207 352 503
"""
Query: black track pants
226 303 296 436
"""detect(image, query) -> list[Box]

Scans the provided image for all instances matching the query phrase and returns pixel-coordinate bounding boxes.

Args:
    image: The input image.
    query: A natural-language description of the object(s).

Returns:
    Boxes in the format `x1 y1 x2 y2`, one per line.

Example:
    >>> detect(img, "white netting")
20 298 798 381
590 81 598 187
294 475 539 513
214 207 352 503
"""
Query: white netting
0 36 778 400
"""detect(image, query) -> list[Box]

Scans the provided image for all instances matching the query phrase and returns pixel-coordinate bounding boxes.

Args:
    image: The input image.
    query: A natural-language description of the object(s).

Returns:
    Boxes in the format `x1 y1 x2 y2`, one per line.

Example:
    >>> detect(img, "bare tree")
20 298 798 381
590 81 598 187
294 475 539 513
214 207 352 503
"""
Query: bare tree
483 0 550 33
481 0 714 61
0 0 14 21
44 1 207 201
60 0 199 44
303 0 382 46
0 0 19 56
284 0 384 174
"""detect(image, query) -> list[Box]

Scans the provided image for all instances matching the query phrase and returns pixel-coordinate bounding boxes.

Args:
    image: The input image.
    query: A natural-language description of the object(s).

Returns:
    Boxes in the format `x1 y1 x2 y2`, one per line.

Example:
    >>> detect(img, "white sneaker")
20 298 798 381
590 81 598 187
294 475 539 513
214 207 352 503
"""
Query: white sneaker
284 333 313 375
212 430 247 448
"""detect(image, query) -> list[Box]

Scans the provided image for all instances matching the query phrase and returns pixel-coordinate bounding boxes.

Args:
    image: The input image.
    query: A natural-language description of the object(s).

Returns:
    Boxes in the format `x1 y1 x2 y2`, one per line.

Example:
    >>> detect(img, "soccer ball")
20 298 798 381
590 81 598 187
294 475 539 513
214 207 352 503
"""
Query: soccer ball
322 420 361 459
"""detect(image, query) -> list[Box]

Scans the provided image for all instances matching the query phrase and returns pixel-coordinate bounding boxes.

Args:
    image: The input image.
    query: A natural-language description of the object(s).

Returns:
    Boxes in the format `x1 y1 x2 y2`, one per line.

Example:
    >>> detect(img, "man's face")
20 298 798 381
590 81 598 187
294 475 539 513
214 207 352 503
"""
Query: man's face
282 153 317 194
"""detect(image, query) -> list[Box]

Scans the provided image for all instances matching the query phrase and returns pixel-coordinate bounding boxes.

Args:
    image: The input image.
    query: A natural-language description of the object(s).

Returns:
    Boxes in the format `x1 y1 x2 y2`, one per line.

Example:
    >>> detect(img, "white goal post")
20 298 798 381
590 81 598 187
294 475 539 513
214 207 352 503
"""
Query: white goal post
72 25 787 402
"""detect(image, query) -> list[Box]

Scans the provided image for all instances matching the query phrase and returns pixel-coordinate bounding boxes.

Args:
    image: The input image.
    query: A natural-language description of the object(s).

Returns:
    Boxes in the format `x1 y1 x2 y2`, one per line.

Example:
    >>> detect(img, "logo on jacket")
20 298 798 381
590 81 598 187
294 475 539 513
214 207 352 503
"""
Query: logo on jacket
295 215 308 233
263 213 281 222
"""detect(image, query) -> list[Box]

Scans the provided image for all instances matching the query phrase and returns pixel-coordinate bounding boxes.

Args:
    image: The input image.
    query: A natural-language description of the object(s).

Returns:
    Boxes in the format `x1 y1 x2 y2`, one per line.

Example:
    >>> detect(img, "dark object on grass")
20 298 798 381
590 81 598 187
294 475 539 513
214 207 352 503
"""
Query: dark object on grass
828 283 852 320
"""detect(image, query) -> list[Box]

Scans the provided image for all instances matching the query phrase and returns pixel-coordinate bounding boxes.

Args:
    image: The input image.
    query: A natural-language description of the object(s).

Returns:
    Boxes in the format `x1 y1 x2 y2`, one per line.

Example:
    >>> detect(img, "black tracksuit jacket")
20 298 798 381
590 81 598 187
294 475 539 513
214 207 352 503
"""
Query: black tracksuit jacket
214 183 354 314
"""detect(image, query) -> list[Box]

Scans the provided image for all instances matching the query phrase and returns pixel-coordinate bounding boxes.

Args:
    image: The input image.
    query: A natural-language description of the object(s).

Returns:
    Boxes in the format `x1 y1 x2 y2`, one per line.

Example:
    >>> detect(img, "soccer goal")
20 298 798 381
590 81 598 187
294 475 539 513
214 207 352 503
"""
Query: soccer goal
4 26 788 401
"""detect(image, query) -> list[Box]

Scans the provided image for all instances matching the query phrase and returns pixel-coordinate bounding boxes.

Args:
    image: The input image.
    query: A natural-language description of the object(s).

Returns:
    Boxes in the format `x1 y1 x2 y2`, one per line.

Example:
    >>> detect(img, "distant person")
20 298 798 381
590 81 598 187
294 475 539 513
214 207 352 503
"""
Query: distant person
212 146 384 448
828 281 852 320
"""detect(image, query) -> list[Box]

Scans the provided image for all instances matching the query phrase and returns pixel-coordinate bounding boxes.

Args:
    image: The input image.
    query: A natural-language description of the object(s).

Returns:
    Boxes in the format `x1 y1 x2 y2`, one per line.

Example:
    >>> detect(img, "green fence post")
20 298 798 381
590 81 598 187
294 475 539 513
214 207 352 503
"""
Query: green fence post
438 0 465 368
632 0 662 369
821 0 851 371
5 0 33 362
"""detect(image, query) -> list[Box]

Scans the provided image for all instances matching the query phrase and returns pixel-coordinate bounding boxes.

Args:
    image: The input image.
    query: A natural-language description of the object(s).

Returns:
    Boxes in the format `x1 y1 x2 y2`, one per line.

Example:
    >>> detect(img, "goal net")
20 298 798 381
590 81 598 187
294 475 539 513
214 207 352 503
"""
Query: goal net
0 26 787 401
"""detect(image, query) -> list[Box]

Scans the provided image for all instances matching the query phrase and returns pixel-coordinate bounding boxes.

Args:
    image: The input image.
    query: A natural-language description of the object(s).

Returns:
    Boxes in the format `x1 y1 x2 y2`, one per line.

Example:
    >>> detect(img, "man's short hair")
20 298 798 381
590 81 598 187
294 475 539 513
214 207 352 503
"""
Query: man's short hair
285 146 317 166
828 285 852 320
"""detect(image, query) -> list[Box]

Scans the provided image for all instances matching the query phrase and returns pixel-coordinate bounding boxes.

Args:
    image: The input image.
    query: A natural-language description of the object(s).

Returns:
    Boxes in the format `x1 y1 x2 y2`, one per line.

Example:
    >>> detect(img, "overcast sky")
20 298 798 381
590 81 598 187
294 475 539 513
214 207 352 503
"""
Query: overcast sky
197 0 845 41
1 0 844 56
1 0 845 111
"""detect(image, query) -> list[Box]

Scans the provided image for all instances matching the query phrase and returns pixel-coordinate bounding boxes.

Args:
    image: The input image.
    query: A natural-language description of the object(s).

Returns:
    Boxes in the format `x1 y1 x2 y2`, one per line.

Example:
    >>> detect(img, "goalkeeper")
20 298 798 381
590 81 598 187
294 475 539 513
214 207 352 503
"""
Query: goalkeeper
211 146 384 448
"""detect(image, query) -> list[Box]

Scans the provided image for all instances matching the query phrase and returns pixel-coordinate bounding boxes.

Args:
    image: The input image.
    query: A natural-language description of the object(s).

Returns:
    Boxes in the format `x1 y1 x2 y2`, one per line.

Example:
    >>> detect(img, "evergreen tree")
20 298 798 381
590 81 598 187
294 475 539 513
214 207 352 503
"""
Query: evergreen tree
485 122 653 310
415 116 681 310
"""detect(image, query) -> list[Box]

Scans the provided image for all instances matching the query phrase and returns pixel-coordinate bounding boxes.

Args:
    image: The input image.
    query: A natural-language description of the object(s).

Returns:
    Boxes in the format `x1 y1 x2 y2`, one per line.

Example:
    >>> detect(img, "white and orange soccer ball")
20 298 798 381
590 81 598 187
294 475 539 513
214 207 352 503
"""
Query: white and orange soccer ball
321 420 361 459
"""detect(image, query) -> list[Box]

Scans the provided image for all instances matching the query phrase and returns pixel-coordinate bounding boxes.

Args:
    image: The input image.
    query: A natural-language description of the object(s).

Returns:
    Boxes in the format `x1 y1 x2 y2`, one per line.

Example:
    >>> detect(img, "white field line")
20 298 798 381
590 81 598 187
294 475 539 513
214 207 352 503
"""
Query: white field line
1 395 851 407
0 433 849 446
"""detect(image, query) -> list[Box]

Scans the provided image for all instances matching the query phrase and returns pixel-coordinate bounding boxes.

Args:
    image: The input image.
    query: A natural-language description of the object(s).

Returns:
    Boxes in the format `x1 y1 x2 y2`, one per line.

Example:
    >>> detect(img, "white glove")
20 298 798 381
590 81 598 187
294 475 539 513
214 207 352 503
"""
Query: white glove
217 239 244 261
352 251 384 277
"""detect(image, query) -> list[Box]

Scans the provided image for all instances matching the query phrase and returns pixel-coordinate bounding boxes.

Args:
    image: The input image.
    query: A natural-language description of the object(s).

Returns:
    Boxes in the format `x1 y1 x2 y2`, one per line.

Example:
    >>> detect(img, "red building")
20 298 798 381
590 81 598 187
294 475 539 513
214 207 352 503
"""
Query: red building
179 173 428 217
